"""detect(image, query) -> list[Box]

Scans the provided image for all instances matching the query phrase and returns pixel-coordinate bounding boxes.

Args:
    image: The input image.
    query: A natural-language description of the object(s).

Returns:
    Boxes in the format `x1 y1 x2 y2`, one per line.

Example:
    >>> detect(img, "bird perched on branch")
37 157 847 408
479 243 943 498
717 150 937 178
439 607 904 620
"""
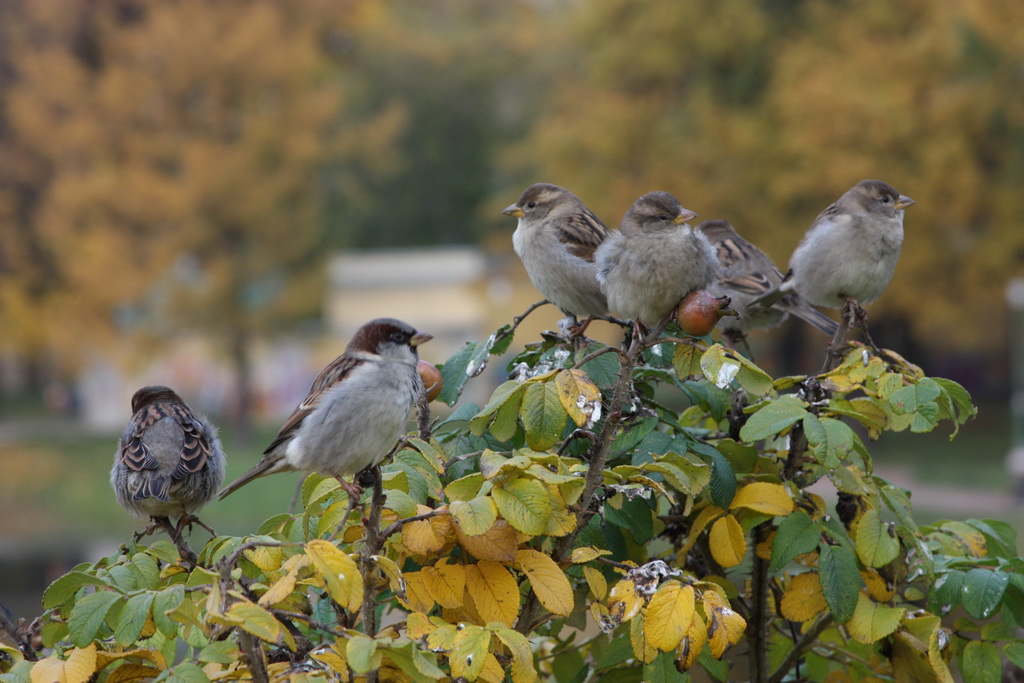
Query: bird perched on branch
752 180 913 317
217 318 431 502
503 183 610 332
596 191 718 328
696 219 838 346
111 385 225 544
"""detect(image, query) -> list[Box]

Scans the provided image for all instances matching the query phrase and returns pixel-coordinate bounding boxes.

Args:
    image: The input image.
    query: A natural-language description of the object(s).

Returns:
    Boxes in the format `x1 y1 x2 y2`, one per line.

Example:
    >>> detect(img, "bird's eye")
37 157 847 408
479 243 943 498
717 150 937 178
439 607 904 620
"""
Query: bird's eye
526 201 537 209
658 214 671 222
880 196 891 203
390 331 408 344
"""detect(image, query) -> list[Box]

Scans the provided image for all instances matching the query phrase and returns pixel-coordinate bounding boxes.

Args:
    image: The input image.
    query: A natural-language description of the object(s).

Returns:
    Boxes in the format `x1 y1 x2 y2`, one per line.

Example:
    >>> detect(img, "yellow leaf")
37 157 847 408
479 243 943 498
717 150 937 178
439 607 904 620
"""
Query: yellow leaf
554 368 602 427
847 592 906 644
709 515 746 568
706 602 746 659
571 547 612 564
244 545 283 572
644 581 695 652
544 487 576 538
259 554 310 607
426 623 458 653
515 549 574 617
450 497 498 536
450 624 491 681
493 477 552 536
606 578 643 629
400 571 435 613
306 539 363 613
405 612 435 640
678 505 726 558
421 560 466 609
862 568 896 602
729 482 794 516
677 613 708 671
465 561 520 627
31 643 97 683
229 602 296 651
583 566 608 601
103 664 163 682
309 642 348 677
402 506 455 558
372 555 407 601
781 572 828 622
478 653 505 683
456 519 518 562
492 627 538 683
630 609 659 663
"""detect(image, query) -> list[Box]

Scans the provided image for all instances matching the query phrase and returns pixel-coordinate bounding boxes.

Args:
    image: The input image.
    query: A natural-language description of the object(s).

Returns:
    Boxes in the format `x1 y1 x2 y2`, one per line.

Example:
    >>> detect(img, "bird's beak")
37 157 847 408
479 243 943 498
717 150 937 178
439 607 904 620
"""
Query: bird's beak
673 209 699 224
895 195 915 210
502 204 524 218
411 332 433 348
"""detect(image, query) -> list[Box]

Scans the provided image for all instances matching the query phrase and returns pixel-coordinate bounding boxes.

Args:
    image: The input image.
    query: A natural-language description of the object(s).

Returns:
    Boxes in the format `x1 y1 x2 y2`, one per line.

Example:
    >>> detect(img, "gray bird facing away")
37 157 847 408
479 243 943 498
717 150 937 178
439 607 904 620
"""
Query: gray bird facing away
752 180 914 312
111 385 225 543
596 191 718 328
217 318 431 502
696 219 839 346
502 183 610 332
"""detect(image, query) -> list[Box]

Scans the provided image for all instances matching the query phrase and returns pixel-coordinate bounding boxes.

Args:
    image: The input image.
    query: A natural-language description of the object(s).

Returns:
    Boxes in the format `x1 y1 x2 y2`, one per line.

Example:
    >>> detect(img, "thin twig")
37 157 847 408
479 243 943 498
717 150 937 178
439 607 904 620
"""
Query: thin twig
379 510 443 541
238 631 269 683
572 344 626 369
768 614 835 683
749 524 771 683
269 609 348 639
0 603 36 662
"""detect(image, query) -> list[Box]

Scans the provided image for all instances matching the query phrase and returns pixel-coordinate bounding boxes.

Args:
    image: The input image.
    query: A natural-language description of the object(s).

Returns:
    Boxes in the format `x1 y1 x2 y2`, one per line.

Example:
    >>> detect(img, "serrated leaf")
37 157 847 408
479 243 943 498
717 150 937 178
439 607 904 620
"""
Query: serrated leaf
515 549 573 617
520 380 567 451
470 380 527 436
780 572 827 622
770 510 820 572
465 562 520 627
30 643 96 683
422 560 466 609
708 515 746 568
961 568 1009 620
854 508 900 568
451 625 491 681
456 519 518 562
673 340 706 379
68 591 122 647
1004 641 1024 669
445 473 485 502
306 539 363 613
555 368 602 427
42 572 111 610
402 507 454 558
962 640 1001 683
491 627 537 683
819 543 860 623
152 584 185 637
439 340 490 406
198 640 241 664
228 602 295 650
705 448 737 509
346 635 379 674
450 496 498 536
700 344 773 395
644 581 695 652
847 593 905 644
738 396 809 442
729 482 794 516
492 477 552 536
113 592 154 648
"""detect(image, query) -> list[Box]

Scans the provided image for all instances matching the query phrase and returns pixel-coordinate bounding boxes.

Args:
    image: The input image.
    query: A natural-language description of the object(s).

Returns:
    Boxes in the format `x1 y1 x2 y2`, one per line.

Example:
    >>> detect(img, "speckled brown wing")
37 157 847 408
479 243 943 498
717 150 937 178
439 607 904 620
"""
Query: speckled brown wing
699 220 784 295
168 403 213 480
261 353 367 457
120 404 164 476
556 209 610 263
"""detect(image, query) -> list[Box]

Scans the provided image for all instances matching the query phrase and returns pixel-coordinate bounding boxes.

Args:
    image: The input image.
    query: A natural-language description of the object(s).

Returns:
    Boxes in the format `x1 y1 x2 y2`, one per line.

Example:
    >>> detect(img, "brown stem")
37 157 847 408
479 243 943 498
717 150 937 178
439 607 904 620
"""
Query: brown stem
0 603 36 662
749 524 772 683
358 476 387 683
238 631 269 683
821 302 855 373
768 614 834 683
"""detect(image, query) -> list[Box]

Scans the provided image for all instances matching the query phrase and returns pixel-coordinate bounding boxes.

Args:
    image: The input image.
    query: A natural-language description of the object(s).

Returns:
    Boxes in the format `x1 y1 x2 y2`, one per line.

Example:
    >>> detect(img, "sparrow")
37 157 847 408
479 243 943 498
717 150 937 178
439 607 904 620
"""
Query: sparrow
502 183 610 324
217 318 430 501
696 219 838 343
595 191 718 327
753 180 914 311
111 385 226 541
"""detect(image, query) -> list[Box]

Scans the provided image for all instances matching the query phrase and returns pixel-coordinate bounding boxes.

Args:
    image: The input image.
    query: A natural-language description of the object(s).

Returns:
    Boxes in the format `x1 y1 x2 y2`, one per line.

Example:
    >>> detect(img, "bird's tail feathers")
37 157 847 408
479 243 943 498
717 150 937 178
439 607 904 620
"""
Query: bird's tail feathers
782 299 839 335
217 456 292 500
134 475 170 502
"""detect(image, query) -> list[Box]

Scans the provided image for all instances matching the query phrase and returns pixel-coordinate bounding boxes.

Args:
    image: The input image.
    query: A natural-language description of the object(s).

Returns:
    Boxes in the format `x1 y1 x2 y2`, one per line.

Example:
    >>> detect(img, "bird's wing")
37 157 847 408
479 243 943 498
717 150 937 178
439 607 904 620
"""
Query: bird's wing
261 353 366 456
167 403 214 481
556 209 611 262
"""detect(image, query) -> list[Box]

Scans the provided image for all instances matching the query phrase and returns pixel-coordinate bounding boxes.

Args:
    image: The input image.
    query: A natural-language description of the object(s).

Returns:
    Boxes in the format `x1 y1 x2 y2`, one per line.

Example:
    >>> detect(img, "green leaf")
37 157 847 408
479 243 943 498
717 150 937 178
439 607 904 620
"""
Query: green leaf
738 396 809 442
383 489 420 519
1003 641 1024 669
818 543 859 623
961 568 1009 620
114 592 155 647
579 342 621 389
380 640 445 680
804 416 858 469
770 510 820 572
520 381 568 451
42 571 112 610
642 651 687 682
439 341 489 406
965 519 1017 558
450 496 498 536
929 570 965 616
199 640 241 664
152 584 185 637
962 640 1001 683
470 380 527 436
700 344 773 396
163 662 211 683
854 508 900 569
68 590 123 647
604 495 654 545
492 477 552 535
445 473 485 502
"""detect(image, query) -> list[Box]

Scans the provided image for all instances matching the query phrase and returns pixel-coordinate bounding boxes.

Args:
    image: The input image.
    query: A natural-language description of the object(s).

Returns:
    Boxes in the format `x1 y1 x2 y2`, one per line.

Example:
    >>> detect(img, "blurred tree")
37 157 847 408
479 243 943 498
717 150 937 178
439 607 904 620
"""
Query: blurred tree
0 0 404 430
513 0 1024 367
